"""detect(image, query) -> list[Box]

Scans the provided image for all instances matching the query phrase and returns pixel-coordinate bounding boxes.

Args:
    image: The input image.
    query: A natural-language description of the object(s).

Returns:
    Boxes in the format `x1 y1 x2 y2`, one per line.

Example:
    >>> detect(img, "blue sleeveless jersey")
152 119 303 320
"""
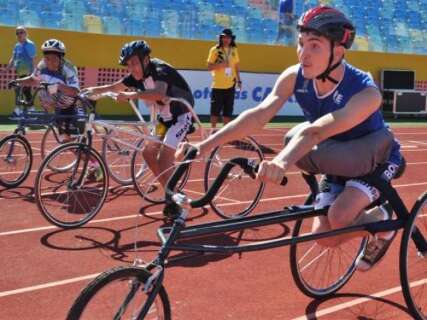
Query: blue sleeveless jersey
293 62 402 165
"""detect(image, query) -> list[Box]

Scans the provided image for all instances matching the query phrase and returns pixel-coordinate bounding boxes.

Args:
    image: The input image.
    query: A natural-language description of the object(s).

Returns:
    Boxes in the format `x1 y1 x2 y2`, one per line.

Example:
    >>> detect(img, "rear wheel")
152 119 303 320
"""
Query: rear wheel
290 216 368 298
400 192 427 320
67 266 171 320
131 141 190 204
0 134 32 188
40 126 82 172
102 129 145 185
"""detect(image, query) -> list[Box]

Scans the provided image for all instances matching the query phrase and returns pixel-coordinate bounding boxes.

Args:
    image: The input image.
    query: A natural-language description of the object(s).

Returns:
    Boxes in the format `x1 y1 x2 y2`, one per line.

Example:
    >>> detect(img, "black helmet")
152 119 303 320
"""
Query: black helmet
297 6 355 49
119 40 151 66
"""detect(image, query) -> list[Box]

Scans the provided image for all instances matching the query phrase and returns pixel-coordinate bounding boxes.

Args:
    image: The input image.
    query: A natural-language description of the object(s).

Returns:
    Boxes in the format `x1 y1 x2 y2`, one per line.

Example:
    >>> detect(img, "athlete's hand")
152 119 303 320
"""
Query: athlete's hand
257 160 287 185
80 87 99 99
175 142 203 162
116 91 137 102
8 80 18 89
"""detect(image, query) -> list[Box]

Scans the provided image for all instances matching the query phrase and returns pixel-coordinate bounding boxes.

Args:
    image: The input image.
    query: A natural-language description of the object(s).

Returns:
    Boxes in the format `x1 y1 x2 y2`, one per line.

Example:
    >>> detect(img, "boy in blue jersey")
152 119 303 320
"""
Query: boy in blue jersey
178 6 403 271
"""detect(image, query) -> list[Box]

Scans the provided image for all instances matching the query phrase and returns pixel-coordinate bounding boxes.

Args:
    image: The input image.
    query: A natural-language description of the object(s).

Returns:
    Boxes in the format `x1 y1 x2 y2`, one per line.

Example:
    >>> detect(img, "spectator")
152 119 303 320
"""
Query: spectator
275 0 296 45
7 26 37 116
207 28 242 132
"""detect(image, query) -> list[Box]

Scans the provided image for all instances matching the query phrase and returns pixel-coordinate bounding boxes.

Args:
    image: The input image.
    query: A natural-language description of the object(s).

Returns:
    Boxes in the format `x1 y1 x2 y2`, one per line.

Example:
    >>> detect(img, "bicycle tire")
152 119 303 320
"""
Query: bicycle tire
40 126 80 172
290 217 368 298
0 134 32 188
67 265 171 320
400 192 427 320
204 136 265 219
131 141 191 204
35 143 109 229
102 135 144 186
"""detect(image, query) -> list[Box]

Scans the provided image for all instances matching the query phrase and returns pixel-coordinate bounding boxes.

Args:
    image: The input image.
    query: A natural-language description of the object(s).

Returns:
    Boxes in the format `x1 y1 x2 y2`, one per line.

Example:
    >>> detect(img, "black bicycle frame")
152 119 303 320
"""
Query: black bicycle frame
155 148 426 263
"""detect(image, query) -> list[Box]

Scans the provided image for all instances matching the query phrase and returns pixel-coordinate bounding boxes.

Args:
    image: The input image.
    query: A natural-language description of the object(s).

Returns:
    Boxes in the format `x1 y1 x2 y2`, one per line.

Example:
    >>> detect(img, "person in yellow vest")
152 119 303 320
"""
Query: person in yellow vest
207 28 242 132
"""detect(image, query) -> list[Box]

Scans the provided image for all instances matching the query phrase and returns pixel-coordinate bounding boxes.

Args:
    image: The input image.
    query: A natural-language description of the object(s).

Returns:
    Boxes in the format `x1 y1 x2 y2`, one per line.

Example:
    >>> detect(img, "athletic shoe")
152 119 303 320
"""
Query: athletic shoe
85 164 104 182
93 166 104 182
356 204 397 272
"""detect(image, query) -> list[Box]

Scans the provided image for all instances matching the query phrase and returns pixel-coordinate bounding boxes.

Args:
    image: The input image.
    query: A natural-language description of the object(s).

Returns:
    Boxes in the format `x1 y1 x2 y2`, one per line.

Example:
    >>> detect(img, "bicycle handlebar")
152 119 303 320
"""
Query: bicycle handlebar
164 147 288 216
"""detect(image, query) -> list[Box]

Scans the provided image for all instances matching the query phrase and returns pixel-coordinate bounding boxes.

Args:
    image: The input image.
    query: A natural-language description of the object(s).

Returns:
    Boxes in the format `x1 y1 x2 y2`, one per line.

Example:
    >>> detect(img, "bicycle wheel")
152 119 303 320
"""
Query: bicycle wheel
290 216 368 298
400 192 427 320
204 137 265 219
0 134 32 188
102 134 144 186
131 143 191 204
67 266 171 320
34 143 109 228
40 126 81 172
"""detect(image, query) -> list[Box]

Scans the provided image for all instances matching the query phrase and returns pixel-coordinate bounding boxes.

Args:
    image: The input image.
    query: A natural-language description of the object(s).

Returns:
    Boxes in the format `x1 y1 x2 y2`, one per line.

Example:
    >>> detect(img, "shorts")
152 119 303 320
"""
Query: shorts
159 112 193 150
55 106 86 135
314 177 380 210
210 87 235 117
284 122 394 177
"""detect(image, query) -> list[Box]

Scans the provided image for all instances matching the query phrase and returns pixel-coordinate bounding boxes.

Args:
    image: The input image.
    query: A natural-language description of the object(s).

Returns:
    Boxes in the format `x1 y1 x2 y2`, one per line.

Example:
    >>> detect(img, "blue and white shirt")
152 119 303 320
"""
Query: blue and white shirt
32 59 79 109
293 62 402 165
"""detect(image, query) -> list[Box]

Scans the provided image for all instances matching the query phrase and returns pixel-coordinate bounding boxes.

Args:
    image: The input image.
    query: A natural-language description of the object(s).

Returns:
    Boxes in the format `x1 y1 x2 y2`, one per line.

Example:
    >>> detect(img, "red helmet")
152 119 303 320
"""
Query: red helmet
297 6 355 49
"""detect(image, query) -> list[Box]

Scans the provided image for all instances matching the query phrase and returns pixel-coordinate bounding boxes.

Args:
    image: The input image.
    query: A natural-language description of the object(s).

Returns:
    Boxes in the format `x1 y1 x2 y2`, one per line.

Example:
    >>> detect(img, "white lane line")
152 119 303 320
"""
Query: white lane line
1 179 427 237
0 193 308 237
403 148 427 152
292 278 427 320
394 182 427 188
182 188 240 204
2 178 427 236
1 237 425 301
409 140 427 146
0 273 100 298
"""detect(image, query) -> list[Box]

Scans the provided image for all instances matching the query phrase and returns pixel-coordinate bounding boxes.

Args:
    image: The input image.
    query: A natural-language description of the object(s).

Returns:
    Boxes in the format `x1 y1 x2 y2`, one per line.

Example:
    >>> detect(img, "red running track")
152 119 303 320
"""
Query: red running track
0 126 426 319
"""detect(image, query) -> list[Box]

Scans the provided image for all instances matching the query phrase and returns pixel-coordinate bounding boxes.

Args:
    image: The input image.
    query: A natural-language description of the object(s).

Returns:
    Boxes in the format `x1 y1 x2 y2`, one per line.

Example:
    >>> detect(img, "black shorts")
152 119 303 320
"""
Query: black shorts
55 106 86 135
210 86 235 117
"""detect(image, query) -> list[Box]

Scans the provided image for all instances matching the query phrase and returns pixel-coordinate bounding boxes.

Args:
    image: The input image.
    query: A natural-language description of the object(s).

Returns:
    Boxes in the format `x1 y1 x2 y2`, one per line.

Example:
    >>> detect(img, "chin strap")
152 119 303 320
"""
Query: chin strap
315 41 342 84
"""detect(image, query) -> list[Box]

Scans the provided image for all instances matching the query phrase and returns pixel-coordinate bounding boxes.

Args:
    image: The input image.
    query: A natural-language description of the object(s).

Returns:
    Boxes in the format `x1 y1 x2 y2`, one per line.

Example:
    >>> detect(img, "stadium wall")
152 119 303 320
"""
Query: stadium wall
1 26 427 116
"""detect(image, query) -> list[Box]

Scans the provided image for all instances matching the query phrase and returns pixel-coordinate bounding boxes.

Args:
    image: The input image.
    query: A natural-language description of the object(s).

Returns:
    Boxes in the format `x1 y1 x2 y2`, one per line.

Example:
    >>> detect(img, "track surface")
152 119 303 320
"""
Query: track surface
0 127 426 320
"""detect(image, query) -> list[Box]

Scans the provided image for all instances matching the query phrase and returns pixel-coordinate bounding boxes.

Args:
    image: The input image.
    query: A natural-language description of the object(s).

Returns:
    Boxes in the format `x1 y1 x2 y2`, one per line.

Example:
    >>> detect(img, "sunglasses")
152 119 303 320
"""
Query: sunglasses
16 31 25 35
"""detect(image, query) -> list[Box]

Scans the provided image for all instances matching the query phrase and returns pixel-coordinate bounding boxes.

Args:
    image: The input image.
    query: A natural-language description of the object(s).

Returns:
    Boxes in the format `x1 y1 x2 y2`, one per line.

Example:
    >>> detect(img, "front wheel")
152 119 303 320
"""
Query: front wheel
400 192 427 320
67 266 171 320
0 134 32 188
35 143 109 229
204 137 265 219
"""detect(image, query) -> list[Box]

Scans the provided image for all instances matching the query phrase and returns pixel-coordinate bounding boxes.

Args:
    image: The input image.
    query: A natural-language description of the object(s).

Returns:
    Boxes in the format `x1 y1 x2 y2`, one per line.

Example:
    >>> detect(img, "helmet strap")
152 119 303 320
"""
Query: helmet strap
315 41 342 84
